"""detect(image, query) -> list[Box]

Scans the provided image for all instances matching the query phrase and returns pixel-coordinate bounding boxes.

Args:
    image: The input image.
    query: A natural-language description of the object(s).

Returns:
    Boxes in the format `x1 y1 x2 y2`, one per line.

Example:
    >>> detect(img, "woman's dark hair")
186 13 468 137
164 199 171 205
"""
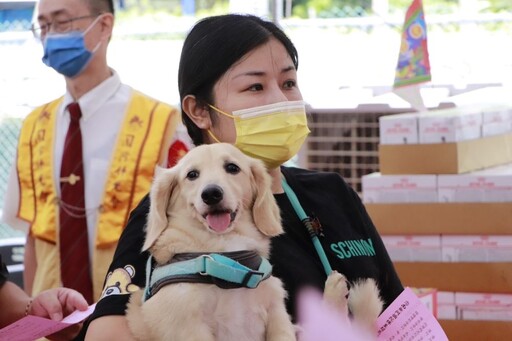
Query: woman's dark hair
178 14 299 146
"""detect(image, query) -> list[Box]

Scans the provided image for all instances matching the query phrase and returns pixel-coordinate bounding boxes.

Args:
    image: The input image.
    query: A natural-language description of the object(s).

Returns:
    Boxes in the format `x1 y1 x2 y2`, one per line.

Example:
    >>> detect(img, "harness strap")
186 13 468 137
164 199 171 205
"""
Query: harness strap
281 177 333 276
143 252 272 302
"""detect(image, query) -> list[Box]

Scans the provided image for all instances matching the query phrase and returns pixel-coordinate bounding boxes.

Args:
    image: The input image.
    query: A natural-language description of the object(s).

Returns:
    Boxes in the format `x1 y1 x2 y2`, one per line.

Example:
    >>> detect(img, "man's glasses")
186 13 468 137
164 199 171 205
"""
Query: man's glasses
31 14 98 40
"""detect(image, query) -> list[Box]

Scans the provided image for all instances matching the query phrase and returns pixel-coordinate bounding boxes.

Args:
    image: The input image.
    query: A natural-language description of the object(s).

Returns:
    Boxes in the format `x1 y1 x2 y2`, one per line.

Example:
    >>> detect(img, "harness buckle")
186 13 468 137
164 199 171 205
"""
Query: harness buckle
198 254 214 276
241 269 265 287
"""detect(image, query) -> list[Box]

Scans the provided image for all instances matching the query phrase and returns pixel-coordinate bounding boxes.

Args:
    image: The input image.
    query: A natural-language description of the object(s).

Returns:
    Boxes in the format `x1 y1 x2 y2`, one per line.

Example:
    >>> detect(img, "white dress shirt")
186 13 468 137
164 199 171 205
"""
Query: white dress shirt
2 70 140 255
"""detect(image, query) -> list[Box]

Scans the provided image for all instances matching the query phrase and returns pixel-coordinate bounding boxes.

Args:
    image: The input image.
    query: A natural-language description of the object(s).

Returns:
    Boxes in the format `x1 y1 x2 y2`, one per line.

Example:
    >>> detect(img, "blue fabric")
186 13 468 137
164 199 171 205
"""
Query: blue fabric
42 31 93 78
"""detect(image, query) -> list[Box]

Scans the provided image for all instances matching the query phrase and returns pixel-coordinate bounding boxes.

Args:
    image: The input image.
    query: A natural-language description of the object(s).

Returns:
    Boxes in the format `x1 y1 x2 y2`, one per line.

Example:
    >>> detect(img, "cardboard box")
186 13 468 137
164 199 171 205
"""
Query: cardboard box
442 235 512 262
393 262 512 293
455 292 512 306
366 203 512 235
382 235 442 262
362 172 438 203
480 104 512 124
379 112 419 145
482 121 512 137
440 320 512 341
418 107 482 144
455 292 512 321
459 307 512 321
378 133 512 174
437 291 456 320
411 287 438 317
438 172 512 203
439 291 512 321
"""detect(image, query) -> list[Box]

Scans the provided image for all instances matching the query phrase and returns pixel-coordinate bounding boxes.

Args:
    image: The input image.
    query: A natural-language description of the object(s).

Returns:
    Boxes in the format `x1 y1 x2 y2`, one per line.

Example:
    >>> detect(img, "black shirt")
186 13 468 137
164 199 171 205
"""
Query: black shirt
273 167 403 317
83 166 403 333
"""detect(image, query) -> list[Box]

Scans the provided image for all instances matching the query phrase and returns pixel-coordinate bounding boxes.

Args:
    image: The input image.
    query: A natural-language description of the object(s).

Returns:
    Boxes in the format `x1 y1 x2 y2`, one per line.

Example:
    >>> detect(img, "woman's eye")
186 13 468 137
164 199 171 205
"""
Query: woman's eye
225 163 240 174
186 170 199 180
247 84 263 91
283 80 296 89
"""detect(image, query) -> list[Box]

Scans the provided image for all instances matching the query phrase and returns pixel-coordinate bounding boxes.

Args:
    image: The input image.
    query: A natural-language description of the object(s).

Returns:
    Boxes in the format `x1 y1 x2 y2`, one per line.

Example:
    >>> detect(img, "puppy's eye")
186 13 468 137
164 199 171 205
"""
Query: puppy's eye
225 163 240 174
186 170 199 180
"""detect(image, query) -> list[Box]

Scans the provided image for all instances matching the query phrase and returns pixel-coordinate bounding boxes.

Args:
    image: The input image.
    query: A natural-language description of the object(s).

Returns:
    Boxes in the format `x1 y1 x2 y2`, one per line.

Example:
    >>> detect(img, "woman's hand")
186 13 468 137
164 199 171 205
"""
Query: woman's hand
30 287 89 341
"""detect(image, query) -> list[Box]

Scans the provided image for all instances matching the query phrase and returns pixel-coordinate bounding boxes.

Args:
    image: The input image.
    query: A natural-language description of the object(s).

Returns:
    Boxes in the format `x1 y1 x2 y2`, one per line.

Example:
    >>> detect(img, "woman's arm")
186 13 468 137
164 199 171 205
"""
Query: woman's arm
0 279 88 339
0 280 30 327
85 316 137 341
82 195 151 339
23 233 36 295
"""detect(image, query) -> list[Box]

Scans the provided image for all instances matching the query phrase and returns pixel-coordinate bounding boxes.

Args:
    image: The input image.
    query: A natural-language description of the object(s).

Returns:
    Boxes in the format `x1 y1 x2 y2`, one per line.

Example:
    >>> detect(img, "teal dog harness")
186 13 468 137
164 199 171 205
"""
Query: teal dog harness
143 250 272 302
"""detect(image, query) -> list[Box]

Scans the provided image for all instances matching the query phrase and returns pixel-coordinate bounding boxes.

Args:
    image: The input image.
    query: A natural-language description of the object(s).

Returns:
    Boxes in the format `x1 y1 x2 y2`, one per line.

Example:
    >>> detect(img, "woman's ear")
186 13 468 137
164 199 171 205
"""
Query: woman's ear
182 95 211 130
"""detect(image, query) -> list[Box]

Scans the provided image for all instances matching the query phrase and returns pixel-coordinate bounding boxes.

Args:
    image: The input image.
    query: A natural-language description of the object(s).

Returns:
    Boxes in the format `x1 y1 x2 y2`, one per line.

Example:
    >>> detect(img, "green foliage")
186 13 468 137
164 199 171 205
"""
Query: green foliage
291 0 489 17
195 0 229 17
292 0 371 18
482 0 512 12
389 0 459 15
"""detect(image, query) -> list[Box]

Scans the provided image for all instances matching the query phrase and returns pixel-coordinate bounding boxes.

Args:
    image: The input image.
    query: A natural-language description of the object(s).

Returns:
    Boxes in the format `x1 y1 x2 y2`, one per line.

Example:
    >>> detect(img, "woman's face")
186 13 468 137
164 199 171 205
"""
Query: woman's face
208 38 303 144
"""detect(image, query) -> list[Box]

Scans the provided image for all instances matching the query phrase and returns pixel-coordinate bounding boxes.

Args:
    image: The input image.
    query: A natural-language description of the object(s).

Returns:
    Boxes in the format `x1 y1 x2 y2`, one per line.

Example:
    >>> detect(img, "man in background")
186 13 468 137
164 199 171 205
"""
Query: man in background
2 0 180 303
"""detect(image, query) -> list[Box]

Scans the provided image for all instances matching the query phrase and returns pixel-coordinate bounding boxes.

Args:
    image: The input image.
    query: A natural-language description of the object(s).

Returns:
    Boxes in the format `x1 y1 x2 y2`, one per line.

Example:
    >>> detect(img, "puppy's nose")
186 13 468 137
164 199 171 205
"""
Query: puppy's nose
201 185 224 205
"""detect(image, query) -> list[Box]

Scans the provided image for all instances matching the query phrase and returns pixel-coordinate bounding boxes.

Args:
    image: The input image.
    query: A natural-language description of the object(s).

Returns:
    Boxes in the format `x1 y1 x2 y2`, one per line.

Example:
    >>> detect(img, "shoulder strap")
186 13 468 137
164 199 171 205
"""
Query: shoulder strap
281 177 333 276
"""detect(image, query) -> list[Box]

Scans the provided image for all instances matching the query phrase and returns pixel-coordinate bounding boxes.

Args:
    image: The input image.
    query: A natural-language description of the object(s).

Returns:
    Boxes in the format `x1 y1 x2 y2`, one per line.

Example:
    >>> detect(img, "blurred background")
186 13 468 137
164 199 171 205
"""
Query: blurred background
1 0 511 280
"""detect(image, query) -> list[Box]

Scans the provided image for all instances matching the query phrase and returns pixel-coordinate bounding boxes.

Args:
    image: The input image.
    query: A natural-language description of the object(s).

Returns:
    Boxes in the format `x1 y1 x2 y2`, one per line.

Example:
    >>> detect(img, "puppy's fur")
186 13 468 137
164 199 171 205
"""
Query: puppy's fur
126 143 296 341
323 271 383 335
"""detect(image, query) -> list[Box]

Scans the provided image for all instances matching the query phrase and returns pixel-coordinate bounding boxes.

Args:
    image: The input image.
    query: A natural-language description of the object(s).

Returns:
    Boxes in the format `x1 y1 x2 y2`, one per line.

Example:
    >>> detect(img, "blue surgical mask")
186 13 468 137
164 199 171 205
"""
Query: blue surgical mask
42 17 101 78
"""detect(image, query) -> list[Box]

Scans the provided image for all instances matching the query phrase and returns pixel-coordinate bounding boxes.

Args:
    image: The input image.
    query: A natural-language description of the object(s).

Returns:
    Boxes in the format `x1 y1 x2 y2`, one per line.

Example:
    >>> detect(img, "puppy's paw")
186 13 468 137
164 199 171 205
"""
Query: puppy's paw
349 278 383 334
323 271 349 315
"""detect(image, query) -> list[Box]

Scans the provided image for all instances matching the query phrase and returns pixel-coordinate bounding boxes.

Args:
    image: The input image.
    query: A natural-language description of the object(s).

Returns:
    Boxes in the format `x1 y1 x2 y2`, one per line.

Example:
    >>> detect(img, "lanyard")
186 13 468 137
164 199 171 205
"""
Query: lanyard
281 178 333 276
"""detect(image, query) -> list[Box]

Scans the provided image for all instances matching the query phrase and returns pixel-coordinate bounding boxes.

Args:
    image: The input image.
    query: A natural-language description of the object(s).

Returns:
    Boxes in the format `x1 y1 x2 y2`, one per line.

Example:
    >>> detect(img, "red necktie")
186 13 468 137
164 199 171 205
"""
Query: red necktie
59 102 93 304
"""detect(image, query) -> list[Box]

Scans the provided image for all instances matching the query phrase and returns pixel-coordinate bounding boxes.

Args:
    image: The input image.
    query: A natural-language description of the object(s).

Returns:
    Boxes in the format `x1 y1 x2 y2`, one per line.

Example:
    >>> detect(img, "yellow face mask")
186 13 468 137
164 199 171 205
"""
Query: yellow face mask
207 100 310 169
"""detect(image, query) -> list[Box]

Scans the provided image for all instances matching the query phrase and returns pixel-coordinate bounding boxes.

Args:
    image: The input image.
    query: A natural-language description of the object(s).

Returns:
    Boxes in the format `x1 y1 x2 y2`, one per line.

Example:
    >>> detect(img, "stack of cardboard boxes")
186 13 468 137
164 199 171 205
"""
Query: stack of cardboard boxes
364 104 512 340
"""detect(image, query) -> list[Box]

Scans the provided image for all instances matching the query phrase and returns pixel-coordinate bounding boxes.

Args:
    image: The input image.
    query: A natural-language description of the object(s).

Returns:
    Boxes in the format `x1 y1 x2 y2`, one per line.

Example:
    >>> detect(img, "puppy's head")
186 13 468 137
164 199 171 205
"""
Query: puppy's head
142 143 282 251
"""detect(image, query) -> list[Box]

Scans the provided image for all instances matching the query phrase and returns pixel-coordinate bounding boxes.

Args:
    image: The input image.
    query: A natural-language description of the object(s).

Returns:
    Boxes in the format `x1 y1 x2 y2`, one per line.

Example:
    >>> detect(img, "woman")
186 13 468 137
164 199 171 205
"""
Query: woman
84 14 403 340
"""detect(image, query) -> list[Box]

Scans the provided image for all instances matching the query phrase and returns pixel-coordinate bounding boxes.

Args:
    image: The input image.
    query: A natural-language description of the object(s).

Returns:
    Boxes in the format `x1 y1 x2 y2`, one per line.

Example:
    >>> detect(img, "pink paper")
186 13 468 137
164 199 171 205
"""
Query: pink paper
298 288 374 341
0 303 96 341
377 288 448 341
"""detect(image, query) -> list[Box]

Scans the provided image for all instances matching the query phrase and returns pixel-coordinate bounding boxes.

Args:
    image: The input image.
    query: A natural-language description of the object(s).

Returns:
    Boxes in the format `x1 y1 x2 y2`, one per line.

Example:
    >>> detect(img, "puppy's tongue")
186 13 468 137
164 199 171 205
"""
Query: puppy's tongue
206 212 231 232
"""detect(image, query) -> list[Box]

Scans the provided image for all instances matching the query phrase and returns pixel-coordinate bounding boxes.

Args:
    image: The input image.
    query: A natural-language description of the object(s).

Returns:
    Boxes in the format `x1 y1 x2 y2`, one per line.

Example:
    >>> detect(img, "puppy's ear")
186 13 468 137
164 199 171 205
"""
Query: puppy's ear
142 168 177 251
250 159 283 237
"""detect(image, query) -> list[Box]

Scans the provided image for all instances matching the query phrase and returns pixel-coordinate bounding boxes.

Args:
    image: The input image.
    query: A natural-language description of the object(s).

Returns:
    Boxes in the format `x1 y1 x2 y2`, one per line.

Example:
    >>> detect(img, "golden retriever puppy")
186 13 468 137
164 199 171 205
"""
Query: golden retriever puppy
126 143 296 341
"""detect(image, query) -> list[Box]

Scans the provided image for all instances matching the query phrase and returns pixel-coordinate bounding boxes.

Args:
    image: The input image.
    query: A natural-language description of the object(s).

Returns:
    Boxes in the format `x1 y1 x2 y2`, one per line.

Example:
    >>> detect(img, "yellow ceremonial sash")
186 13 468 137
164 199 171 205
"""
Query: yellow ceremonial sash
17 91 175 245
96 91 176 247
17 99 61 243
16 91 178 299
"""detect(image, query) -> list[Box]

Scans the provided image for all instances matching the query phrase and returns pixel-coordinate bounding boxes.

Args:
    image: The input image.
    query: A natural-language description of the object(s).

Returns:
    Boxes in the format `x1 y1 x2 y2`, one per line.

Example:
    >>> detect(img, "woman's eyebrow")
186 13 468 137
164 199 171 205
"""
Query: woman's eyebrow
233 66 296 79
233 71 265 79
281 65 296 73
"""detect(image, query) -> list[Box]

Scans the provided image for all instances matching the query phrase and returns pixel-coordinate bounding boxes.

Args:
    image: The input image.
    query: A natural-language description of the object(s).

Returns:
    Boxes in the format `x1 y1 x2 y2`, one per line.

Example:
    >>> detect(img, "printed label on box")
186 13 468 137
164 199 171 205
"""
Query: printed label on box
382 235 442 262
419 108 482 144
438 173 512 203
362 173 438 203
380 113 419 145
442 235 512 262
